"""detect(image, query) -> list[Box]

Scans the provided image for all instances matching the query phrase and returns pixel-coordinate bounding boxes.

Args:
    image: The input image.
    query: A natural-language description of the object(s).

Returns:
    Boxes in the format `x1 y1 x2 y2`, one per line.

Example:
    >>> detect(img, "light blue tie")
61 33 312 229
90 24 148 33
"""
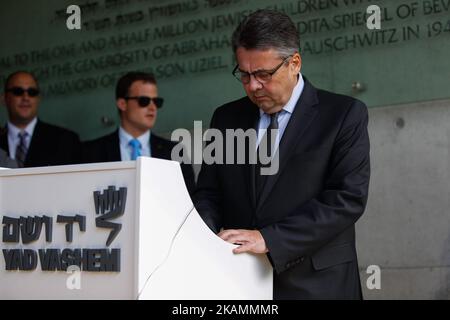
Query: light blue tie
129 139 141 160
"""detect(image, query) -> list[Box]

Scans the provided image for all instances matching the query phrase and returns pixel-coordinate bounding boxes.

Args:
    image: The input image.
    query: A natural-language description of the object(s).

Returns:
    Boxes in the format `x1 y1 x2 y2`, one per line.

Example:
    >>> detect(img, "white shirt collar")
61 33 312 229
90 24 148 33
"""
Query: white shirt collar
118 127 151 148
8 117 38 142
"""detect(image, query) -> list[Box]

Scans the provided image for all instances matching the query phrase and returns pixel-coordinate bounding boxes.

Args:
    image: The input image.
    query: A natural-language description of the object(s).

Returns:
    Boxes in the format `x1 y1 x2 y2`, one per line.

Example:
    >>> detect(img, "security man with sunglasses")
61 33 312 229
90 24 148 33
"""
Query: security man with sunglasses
82 71 195 195
1 71 81 167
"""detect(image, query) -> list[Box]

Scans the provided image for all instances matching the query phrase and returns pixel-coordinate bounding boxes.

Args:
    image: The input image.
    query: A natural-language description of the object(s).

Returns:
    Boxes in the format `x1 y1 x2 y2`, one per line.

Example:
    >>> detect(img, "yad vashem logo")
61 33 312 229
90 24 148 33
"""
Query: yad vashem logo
93 186 127 246
1 186 127 272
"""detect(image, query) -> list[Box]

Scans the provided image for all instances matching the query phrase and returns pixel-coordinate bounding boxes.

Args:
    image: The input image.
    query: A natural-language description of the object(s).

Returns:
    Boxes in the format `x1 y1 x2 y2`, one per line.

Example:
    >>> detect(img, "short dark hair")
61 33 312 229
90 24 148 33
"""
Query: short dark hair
231 9 300 58
115 71 157 100
4 71 39 93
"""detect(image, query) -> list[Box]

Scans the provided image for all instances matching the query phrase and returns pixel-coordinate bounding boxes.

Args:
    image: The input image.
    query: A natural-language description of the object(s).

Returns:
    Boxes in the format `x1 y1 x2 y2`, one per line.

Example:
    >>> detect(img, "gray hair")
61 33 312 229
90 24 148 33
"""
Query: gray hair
231 9 300 59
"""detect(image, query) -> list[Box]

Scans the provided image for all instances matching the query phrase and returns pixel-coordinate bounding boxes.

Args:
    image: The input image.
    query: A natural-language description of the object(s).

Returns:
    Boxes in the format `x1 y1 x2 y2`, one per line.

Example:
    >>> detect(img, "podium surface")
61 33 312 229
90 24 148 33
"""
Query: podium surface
0 158 272 299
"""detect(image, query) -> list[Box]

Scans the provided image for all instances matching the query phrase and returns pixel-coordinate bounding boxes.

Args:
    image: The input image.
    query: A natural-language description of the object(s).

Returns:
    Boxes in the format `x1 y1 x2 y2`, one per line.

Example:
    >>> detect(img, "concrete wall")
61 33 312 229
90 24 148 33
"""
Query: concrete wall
357 99 450 299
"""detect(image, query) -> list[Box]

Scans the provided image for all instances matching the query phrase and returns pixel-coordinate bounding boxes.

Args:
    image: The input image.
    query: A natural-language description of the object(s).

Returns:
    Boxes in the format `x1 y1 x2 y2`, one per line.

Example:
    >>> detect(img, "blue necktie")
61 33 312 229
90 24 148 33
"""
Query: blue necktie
129 138 141 160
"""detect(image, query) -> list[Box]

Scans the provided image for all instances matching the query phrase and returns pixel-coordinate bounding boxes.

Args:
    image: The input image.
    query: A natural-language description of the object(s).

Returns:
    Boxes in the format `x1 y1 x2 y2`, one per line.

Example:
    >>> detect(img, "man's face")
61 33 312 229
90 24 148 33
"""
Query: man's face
117 80 159 136
235 47 301 114
3 73 40 127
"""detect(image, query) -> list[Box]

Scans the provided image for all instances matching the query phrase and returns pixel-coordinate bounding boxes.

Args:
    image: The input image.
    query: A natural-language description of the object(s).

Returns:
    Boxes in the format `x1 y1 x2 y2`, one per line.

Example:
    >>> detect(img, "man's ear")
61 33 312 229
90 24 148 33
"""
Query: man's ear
291 52 302 74
116 98 127 113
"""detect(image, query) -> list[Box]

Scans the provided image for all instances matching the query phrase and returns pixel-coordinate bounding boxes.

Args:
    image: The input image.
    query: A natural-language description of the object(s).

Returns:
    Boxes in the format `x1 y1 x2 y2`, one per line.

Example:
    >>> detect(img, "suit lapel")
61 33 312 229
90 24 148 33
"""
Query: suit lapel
0 126 9 155
108 130 121 161
256 79 319 211
25 120 44 166
150 134 169 159
2 120 47 166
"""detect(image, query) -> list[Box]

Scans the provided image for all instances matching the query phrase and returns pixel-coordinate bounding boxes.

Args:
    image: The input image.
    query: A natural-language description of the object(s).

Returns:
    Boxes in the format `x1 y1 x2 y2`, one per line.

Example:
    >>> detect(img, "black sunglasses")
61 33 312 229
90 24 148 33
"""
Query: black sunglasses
125 96 164 109
6 87 40 97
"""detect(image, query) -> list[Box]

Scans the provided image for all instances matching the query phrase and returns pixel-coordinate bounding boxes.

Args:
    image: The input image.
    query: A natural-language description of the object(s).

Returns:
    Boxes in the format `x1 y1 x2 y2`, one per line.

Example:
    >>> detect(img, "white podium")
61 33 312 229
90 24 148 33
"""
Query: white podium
0 158 272 300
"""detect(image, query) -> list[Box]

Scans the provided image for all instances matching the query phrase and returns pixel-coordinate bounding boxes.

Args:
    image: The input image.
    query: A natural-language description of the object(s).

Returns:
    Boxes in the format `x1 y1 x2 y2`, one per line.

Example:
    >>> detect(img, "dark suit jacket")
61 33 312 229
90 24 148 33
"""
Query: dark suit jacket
0 148 17 168
0 120 81 167
81 130 196 195
194 79 370 300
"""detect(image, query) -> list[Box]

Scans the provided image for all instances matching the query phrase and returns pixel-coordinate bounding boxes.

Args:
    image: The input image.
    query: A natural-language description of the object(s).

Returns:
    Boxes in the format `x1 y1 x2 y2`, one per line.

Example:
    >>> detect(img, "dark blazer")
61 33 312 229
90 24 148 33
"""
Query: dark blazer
0 120 81 167
194 78 370 300
0 148 17 168
82 130 196 195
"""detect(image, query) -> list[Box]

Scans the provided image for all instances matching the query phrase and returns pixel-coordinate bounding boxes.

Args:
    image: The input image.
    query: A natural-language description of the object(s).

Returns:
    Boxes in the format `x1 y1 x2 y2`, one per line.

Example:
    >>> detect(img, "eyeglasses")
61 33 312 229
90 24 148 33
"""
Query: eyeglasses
6 87 40 97
125 96 164 109
232 55 292 84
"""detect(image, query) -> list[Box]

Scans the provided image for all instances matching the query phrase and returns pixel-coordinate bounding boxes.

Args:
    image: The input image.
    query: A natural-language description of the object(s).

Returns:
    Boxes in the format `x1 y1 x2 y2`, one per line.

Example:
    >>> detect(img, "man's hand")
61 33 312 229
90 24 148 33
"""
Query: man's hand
218 229 269 254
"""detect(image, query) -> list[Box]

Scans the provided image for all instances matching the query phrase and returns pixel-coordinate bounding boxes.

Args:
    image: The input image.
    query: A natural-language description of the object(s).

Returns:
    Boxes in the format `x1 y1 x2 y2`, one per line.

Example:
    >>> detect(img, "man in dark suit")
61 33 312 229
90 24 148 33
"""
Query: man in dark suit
82 72 195 195
194 9 370 299
1 71 81 167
